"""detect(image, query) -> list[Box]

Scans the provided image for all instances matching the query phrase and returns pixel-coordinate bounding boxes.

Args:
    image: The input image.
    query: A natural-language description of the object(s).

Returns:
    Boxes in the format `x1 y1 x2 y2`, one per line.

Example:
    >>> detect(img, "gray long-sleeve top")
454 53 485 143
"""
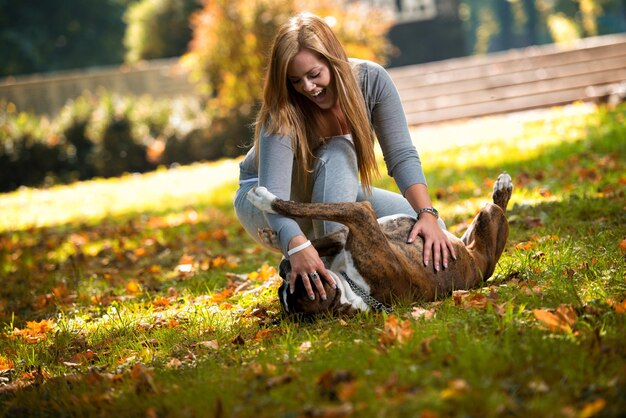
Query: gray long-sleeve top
238 59 426 255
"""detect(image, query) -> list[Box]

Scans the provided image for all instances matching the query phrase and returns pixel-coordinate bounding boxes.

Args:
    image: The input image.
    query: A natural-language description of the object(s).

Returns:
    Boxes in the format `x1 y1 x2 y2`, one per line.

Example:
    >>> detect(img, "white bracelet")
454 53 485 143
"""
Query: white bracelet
287 240 312 257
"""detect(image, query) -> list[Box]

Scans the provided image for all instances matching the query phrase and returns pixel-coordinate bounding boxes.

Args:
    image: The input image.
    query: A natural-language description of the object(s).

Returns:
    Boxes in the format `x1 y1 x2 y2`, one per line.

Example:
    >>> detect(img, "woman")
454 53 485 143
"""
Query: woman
234 13 455 302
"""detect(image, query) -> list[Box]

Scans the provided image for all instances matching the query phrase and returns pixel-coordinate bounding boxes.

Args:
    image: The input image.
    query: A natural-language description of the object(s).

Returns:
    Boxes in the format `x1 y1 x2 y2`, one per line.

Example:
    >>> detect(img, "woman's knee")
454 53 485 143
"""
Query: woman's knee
315 137 357 173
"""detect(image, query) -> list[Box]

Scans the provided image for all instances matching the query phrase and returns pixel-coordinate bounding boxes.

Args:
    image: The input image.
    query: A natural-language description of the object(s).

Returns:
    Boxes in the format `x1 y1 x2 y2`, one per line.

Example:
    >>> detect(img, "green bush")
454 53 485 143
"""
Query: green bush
0 92 252 192
0 107 67 191
124 0 201 63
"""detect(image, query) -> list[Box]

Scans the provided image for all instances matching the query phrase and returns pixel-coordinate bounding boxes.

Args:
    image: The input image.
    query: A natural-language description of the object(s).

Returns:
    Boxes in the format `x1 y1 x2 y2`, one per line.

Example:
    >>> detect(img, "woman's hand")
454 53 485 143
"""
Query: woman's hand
407 215 456 271
287 235 336 300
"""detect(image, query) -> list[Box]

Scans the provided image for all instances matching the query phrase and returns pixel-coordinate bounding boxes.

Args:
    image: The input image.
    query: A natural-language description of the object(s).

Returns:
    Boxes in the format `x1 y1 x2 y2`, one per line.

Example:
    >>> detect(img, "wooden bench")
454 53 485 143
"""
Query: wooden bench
387 34 626 125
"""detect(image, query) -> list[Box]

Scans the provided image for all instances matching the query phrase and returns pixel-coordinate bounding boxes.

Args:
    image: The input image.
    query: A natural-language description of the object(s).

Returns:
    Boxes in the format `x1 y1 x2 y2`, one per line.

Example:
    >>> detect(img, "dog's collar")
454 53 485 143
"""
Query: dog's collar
340 271 392 314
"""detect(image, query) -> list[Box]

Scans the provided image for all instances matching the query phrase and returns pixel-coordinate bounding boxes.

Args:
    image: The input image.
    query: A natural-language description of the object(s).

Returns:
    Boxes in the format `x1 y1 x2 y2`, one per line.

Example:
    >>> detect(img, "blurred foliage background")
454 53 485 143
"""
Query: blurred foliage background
2 0 624 78
1 0 625 192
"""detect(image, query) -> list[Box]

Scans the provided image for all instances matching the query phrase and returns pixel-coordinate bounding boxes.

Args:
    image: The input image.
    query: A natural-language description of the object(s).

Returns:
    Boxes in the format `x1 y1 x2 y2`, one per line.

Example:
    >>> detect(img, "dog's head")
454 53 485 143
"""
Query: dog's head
277 260 354 318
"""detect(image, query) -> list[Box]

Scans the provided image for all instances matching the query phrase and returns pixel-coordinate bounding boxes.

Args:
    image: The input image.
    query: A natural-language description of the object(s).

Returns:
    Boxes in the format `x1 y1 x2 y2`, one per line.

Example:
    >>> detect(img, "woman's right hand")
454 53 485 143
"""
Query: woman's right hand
287 236 336 301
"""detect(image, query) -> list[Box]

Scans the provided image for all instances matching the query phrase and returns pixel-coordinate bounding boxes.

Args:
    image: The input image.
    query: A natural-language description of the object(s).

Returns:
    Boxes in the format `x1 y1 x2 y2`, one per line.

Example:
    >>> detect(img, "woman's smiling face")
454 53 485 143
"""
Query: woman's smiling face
287 48 335 110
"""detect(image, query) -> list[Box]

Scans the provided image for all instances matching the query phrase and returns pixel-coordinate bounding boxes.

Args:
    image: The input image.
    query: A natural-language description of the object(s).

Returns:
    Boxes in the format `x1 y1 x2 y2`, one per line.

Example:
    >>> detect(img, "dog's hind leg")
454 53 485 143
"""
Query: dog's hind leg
492 173 513 212
461 173 512 281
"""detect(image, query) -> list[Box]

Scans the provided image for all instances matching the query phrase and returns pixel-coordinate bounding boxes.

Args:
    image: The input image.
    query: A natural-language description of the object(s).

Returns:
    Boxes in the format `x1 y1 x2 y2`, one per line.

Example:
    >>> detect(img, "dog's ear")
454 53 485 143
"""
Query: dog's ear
279 258 291 281
277 282 290 313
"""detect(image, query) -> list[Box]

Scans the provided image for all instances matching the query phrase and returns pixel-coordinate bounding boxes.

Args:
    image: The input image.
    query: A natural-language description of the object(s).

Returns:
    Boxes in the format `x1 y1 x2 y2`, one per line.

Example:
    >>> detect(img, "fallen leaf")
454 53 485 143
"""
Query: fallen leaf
0 356 15 371
440 378 469 400
126 280 141 294
619 239 626 254
527 379 550 393
533 304 577 333
166 358 182 369
265 374 292 390
299 341 312 353
210 288 233 303
210 256 226 268
410 306 435 320
579 398 606 418
196 340 219 350
12 319 56 343
301 403 353 418
379 315 414 347
452 289 498 310
608 299 626 315
254 329 277 342
130 364 157 394
317 369 356 402
152 296 170 308
176 254 195 274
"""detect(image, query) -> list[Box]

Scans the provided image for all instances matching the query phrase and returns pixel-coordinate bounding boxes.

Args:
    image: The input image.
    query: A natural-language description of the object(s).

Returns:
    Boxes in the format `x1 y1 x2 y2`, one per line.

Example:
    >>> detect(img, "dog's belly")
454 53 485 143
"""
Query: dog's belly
374 216 474 299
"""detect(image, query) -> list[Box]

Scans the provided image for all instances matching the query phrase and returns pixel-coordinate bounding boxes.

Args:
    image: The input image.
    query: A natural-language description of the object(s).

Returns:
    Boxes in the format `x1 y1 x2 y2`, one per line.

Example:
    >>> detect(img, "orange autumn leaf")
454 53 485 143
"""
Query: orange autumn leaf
379 315 414 347
212 229 228 242
533 304 577 333
195 231 212 241
13 319 56 343
579 398 606 418
254 329 278 342
515 241 535 251
166 318 180 328
0 356 14 371
211 256 226 268
147 264 161 274
152 297 170 308
52 283 68 299
609 299 626 315
619 239 626 254
210 288 233 303
126 280 141 294
248 264 277 281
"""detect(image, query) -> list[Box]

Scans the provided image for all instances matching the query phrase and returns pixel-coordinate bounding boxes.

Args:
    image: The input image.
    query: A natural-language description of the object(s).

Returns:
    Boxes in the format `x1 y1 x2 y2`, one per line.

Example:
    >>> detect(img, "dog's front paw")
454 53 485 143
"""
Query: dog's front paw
247 187 278 213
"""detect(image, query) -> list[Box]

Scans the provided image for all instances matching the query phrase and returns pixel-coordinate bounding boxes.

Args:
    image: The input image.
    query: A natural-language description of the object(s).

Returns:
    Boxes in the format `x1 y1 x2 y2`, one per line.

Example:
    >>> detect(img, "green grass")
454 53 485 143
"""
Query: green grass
1 103 625 417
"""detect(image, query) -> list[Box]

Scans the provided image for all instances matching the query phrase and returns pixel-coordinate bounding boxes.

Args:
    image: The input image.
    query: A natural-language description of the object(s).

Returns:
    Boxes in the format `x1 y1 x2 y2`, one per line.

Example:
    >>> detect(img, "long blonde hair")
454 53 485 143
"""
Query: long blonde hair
255 13 378 190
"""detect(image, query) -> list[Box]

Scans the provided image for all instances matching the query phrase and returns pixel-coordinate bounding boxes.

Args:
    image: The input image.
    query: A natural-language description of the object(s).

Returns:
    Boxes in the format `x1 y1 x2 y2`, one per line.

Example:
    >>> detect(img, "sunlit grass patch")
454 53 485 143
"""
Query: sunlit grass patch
1 103 625 417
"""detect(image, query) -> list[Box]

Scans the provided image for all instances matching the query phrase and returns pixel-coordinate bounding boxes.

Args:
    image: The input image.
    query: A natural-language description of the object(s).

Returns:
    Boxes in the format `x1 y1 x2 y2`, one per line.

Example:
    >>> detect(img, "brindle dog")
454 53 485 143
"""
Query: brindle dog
247 173 513 316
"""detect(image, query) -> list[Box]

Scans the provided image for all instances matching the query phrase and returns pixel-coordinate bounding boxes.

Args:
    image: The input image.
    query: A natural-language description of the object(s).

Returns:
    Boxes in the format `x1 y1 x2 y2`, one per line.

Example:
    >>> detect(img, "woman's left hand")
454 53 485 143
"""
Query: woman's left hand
407 215 456 271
